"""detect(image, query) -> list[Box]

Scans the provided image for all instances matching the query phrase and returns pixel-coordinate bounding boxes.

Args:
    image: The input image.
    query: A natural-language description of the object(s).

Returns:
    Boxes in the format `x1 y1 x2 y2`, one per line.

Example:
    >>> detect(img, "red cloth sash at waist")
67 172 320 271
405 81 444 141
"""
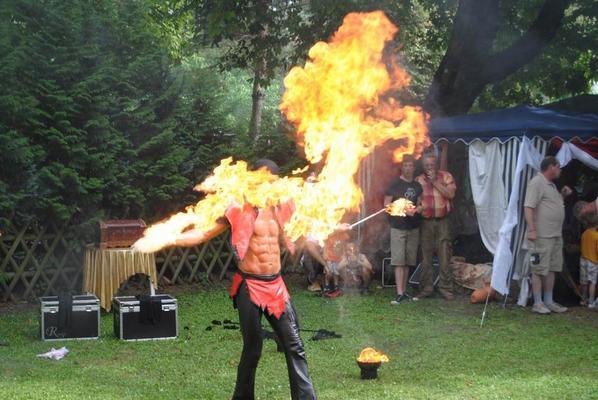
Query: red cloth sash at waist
224 201 296 261
230 272 290 319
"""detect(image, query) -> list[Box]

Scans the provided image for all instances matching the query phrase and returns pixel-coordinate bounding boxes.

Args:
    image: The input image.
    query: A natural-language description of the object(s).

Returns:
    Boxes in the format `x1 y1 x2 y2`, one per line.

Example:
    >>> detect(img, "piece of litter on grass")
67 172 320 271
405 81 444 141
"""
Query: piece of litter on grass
37 346 69 360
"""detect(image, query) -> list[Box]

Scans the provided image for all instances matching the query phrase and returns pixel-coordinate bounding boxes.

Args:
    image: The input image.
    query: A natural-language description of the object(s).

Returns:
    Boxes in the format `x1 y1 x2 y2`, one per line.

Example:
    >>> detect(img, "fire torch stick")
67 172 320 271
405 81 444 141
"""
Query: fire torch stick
349 207 388 229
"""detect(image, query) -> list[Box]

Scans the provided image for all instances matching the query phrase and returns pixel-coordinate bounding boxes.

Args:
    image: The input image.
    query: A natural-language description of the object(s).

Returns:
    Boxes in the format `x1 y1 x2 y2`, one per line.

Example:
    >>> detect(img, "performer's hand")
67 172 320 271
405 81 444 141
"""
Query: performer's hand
425 169 436 182
527 229 537 242
404 206 417 217
560 185 573 197
335 223 351 232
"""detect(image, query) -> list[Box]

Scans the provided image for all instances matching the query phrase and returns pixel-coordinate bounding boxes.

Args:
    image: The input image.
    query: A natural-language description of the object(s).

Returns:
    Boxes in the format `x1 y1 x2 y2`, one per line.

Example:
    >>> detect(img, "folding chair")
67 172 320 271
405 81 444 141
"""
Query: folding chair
381 257 440 288
408 257 440 288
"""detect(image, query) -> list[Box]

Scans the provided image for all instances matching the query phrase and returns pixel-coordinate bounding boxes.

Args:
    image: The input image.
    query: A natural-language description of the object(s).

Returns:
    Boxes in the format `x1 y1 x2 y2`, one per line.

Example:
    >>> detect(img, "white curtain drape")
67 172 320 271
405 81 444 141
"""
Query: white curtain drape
556 142 598 171
468 140 506 254
491 137 543 295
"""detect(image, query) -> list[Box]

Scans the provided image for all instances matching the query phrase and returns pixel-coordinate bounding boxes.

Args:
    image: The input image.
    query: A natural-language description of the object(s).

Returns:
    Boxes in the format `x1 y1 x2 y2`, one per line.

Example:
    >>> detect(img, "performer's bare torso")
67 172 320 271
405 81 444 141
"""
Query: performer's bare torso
239 207 281 275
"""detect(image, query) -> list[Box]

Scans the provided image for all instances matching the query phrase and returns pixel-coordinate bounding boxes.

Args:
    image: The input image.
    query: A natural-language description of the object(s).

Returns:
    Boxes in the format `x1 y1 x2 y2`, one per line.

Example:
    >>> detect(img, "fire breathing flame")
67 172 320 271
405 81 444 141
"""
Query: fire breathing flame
357 347 389 363
280 11 428 242
133 11 429 252
386 198 414 217
133 158 303 253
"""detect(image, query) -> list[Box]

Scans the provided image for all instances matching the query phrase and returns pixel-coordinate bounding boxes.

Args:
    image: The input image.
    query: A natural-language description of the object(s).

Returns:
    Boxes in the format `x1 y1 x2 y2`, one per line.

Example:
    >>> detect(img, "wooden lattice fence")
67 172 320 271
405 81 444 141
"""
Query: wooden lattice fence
155 231 237 284
1 219 302 303
0 219 83 302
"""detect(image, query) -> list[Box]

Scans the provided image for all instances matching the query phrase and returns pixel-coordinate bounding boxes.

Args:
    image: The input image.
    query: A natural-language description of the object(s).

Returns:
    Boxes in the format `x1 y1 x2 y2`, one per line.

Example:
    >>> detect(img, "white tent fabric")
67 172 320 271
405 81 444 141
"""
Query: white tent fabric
503 138 549 303
430 104 598 302
556 142 598 171
491 137 544 295
468 140 506 254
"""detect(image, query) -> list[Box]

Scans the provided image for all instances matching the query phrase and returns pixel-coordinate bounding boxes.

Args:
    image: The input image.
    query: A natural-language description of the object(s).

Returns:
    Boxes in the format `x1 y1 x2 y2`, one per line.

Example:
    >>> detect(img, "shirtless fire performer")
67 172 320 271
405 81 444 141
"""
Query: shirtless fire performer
173 159 317 400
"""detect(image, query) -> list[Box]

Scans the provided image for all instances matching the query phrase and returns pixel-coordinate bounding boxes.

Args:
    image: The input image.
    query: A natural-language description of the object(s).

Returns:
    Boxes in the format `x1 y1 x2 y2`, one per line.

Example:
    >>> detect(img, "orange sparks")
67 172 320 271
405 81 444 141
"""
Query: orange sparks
357 347 389 363
133 11 429 252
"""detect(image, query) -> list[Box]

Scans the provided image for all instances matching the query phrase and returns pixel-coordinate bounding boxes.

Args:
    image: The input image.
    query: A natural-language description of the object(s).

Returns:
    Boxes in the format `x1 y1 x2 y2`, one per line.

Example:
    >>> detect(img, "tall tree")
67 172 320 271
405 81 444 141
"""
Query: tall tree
424 0 572 116
0 0 191 223
196 0 303 145
290 0 596 116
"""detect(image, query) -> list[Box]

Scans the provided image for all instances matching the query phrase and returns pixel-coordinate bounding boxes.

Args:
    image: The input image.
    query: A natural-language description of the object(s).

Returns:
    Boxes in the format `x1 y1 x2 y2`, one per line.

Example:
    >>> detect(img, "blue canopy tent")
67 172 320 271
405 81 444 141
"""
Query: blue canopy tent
428 105 598 306
430 105 598 144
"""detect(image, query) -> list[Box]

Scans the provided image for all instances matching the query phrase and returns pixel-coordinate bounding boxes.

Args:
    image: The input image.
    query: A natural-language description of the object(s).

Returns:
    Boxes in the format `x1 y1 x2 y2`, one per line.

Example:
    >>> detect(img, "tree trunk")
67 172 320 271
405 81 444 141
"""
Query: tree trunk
424 0 570 117
249 63 265 145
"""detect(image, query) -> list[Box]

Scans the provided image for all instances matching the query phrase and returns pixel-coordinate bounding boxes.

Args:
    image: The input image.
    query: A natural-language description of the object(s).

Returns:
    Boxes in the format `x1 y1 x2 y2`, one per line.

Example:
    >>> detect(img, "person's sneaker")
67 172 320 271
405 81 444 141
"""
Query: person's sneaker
307 282 322 292
545 302 568 313
531 302 551 314
588 302 596 309
390 294 407 305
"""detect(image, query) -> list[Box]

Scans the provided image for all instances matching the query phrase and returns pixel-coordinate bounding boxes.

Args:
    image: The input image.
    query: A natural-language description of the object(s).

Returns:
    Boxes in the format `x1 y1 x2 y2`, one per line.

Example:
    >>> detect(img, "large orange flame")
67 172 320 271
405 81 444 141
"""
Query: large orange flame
357 347 389 363
280 10 428 242
133 11 429 252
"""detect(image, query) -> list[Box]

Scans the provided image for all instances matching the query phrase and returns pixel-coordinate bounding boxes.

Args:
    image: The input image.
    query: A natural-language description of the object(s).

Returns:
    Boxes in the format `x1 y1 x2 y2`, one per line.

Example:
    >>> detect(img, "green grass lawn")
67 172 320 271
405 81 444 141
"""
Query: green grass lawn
1 280 597 400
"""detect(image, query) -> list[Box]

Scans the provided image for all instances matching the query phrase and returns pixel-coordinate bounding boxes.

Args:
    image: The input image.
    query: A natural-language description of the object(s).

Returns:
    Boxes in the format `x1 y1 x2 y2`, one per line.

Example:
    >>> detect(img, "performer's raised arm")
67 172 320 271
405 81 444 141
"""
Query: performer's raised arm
132 220 228 253
175 222 228 247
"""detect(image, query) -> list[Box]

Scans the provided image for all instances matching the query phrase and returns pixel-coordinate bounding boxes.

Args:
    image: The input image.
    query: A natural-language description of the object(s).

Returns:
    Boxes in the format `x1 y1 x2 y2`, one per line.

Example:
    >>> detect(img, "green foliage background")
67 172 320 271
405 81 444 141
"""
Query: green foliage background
0 0 595 230
0 0 295 230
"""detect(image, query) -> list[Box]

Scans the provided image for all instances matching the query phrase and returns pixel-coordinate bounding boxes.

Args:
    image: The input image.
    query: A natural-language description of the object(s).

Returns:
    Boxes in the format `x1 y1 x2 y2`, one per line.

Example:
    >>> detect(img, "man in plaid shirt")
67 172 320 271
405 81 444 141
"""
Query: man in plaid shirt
414 152 457 300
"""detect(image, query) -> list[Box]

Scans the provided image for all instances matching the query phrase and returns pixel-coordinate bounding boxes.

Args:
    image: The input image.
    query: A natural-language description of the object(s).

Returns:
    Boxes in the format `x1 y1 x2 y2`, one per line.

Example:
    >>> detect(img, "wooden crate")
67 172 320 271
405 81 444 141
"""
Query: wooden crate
99 220 146 248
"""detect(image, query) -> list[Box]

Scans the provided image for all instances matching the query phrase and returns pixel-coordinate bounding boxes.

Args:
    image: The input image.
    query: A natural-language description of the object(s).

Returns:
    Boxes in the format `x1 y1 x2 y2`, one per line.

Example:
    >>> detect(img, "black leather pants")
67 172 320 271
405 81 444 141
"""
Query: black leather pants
232 280 316 400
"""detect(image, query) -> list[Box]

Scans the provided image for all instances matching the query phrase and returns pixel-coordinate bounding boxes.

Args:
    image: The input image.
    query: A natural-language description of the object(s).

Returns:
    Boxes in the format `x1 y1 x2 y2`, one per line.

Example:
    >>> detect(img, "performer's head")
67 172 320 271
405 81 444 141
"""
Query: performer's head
400 154 416 179
540 156 561 180
422 151 438 174
254 159 280 175
346 241 359 261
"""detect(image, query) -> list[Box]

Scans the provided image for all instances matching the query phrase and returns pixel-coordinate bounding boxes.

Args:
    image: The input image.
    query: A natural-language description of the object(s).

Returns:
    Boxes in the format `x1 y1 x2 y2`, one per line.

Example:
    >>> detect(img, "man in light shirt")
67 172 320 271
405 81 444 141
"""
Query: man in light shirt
524 156 572 314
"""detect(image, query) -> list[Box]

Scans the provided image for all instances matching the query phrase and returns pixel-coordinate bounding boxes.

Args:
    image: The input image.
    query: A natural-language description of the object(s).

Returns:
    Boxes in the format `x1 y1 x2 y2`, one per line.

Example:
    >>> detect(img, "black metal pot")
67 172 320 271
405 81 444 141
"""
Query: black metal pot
357 361 381 379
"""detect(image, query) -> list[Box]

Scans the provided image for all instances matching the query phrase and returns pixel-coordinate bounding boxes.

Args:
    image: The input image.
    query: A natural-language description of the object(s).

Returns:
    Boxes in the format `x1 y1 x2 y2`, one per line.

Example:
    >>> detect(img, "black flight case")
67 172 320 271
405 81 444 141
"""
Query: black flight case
39 294 100 341
112 294 178 341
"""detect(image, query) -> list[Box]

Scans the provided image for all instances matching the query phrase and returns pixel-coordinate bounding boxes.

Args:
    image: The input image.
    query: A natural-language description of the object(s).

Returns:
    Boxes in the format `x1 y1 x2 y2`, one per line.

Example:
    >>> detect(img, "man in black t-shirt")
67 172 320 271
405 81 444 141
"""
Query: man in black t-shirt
384 154 423 305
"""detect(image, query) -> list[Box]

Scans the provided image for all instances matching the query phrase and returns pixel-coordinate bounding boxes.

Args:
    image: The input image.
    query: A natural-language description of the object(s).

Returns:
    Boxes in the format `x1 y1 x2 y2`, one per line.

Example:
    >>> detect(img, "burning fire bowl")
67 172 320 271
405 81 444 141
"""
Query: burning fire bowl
357 361 382 380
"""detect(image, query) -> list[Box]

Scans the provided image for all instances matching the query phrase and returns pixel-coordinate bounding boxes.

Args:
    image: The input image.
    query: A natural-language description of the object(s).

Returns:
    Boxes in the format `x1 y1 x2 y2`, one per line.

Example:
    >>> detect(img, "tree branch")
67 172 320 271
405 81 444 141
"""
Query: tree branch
424 0 500 116
483 0 571 82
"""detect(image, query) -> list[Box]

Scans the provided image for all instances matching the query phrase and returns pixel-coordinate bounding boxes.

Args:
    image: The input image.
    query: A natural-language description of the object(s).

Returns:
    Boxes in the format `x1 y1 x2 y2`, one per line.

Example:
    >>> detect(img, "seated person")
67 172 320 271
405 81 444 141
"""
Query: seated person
338 241 373 293
322 228 352 295
301 239 325 291
303 225 351 296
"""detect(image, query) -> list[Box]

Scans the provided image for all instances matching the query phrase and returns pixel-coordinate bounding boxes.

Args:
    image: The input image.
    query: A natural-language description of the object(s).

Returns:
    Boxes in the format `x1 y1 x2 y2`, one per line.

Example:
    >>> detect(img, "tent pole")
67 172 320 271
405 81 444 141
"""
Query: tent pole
480 291 491 327
439 142 449 171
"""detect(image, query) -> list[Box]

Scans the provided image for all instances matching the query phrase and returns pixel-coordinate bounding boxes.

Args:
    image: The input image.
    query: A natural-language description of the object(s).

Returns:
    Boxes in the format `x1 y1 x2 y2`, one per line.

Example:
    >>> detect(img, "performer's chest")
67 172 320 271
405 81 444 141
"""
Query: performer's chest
252 208 280 238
